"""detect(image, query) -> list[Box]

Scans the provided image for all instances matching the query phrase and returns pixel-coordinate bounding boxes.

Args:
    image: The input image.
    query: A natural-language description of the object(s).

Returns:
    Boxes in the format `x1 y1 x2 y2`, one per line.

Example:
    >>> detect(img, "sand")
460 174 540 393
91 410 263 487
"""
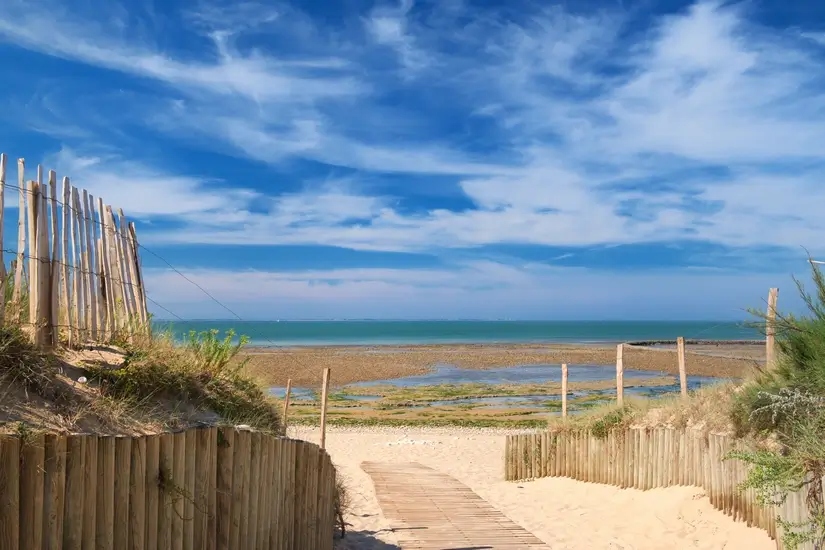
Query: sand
292 426 775 550
243 342 764 388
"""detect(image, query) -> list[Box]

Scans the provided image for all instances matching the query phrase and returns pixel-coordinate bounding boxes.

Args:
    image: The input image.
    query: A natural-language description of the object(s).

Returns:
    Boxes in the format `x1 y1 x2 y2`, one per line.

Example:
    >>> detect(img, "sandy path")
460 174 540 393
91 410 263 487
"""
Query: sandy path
292 426 775 550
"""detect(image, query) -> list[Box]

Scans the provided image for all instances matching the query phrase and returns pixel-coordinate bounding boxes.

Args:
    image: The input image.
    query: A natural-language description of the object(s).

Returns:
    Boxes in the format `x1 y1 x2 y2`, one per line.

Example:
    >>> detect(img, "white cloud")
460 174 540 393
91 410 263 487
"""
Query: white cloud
3 0 825 258
35 147 258 218
367 0 430 72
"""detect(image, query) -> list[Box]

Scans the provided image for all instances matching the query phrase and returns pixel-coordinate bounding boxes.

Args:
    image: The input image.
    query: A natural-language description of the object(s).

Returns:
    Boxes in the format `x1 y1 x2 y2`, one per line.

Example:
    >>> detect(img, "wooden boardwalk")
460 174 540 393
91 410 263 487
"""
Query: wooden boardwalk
361 462 550 550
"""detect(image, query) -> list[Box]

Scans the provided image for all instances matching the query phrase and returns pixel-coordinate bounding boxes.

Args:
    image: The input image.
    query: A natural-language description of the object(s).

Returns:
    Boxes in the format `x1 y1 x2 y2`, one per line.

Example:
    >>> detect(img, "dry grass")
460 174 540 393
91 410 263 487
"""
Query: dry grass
0 326 281 435
546 382 739 437
88 330 282 434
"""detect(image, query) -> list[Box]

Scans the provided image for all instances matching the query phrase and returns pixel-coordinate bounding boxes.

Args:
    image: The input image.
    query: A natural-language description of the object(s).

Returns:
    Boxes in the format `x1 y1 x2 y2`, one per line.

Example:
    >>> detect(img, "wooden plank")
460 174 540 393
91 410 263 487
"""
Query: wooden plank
37 179 52 348
60 178 72 344
767 287 779 367
229 429 248 550
172 432 186 550
216 428 234 550
96 436 116 550
0 154 6 324
114 437 132 550
97 198 116 338
247 432 261 550
320 368 331 449
616 344 624 406
82 435 98 550
13 159 25 315
677 337 687 398
126 223 148 325
193 428 210 550
561 364 568 417
26 180 38 336
0 435 21 550
21 434 45 550
117 209 140 325
144 435 159 550
282 380 291 436
62 436 84 550
256 435 271 550
48 170 59 346
81 191 97 341
129 436 146 550
43 434 67 550
158 433 173 550
207 427 217 550
69 188 81 341
183 430 196 550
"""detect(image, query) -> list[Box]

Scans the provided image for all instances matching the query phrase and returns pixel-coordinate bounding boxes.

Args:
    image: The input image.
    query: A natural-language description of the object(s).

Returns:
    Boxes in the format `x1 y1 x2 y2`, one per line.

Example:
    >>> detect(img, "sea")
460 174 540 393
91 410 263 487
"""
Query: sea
154 320 761 347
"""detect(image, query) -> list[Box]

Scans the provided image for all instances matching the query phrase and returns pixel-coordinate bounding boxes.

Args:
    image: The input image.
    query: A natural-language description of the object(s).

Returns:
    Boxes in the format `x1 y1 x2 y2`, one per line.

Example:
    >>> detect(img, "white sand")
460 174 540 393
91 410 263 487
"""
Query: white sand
291 426 776 550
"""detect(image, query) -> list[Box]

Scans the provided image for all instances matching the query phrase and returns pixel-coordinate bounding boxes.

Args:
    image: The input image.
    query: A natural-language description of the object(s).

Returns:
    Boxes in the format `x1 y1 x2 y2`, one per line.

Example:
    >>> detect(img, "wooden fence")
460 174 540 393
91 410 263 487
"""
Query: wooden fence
505 428 787 545
0 154 149 349
0 426 336 550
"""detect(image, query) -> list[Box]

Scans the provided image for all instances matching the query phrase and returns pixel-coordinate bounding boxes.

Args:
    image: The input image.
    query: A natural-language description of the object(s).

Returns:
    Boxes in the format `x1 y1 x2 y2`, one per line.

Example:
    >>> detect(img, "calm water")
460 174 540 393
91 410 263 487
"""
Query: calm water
157 320 759 347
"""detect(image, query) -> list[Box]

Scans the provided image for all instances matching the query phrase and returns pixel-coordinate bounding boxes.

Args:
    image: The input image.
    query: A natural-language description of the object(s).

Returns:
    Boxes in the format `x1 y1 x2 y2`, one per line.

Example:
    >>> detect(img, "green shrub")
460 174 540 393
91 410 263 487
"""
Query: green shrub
731 260 825 549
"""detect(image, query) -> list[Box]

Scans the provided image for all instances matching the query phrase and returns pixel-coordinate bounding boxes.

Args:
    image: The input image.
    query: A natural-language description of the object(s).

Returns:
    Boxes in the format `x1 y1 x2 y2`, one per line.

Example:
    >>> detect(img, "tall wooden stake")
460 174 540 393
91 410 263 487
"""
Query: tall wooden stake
677 336 687 398
766 287 779 368
13 159 25 314
616 344 624 406
319 368 331 450
0 154 6 325
561 363 568 417
281 380 292 437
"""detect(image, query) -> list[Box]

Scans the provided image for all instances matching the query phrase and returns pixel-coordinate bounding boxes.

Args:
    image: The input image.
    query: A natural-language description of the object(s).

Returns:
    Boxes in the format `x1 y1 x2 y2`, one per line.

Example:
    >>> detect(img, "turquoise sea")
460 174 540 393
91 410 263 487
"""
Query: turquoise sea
154 320 762 347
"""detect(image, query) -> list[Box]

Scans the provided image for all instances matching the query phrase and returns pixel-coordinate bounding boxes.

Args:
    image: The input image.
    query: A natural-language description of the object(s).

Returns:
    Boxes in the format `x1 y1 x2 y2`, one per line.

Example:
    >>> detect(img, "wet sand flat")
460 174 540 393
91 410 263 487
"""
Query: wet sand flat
241 341 764 387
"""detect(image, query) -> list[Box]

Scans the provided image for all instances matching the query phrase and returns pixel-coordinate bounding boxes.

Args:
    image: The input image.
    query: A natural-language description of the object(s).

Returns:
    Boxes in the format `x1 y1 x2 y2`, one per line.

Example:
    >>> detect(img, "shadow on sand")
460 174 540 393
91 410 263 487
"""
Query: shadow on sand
335 530 401 549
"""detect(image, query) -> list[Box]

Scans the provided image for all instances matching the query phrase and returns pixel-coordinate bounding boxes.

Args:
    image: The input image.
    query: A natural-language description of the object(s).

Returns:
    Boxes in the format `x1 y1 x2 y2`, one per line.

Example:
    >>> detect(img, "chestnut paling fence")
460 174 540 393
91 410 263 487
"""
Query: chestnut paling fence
505 428 820 550
0 426 336 550
0 153 149 349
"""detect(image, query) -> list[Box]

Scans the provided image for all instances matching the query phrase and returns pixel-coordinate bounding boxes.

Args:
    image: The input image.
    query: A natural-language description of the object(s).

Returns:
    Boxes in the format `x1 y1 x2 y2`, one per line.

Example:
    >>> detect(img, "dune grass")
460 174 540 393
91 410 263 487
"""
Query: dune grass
88 328 282 433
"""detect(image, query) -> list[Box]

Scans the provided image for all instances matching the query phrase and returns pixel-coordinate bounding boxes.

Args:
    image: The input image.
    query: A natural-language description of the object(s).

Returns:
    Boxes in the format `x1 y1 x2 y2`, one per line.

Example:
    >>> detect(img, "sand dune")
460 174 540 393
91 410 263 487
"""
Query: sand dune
292 426 775 550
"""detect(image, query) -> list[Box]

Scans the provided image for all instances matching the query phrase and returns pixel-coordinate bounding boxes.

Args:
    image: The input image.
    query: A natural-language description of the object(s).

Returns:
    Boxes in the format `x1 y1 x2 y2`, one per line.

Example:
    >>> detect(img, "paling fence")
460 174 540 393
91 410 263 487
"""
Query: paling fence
0 426 336 550
503 428 815 549
0 154 149 349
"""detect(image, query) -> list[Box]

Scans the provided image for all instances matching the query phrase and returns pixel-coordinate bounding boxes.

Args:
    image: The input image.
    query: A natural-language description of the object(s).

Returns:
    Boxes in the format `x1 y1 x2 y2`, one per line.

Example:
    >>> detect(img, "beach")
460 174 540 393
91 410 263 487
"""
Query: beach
294 425 774 550
242 341 764 387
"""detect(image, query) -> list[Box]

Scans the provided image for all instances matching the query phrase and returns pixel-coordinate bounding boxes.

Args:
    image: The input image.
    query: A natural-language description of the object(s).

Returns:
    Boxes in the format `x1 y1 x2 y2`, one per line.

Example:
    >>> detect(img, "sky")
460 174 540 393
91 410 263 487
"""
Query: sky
0 0 823 320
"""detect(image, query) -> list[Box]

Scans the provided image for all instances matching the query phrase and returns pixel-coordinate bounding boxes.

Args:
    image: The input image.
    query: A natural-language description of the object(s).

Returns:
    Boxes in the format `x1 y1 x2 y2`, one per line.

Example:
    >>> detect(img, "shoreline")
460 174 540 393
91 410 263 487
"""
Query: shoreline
244 338 765 351
241 341 764 388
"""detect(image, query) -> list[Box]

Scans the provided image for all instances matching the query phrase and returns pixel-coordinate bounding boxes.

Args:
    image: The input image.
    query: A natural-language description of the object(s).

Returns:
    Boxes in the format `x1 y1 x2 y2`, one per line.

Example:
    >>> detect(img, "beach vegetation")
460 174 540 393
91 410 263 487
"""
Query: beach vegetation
726 262 825 549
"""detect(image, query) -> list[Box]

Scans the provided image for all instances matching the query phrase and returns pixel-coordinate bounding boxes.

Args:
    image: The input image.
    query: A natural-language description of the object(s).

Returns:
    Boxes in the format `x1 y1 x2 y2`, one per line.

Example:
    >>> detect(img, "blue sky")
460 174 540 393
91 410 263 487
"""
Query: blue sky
0 0 823 320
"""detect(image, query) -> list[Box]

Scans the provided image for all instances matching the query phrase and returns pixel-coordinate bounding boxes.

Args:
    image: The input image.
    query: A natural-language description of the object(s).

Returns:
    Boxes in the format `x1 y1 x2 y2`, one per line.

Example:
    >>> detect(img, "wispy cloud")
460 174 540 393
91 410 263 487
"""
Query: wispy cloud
1 0 824 317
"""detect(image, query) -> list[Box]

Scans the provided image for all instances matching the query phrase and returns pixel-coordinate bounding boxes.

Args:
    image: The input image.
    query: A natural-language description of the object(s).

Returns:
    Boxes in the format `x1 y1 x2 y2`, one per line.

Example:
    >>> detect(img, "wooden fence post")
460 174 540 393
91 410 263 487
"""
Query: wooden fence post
0 153 6 325
282 379 292 437
561 364 568 417
48 170 59 347
766 287 778 368
677 337 687 398
616 344 624 406
320 368 331 450
0 435 21 550
13 159 25 316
